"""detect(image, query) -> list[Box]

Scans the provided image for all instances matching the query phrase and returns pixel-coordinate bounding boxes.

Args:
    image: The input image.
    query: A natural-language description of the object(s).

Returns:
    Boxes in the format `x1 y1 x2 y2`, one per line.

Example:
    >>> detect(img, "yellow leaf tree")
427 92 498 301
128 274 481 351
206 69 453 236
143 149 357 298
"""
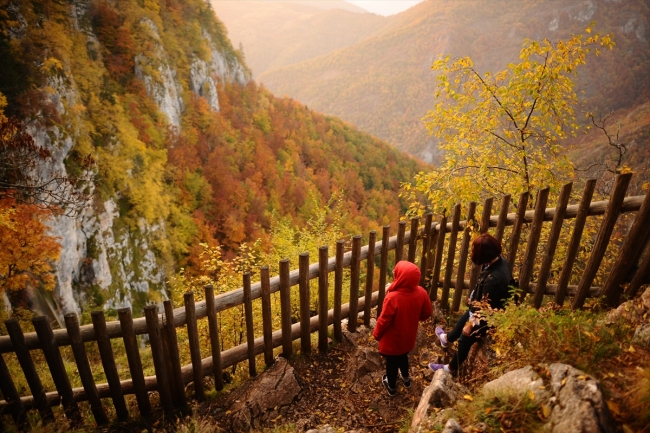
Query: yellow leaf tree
406 25 615 214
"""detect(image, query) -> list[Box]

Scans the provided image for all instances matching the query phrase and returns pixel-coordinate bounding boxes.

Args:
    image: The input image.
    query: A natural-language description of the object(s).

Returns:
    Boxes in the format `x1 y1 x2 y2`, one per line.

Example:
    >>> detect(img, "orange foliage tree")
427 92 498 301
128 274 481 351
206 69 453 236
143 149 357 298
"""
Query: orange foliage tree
0 198 60 298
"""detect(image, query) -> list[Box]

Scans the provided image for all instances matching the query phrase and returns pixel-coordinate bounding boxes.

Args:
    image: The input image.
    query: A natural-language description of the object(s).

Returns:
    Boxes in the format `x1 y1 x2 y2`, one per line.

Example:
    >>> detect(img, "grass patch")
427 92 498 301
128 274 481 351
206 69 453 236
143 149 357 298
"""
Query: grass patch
430 391 548 433
486 303 633 378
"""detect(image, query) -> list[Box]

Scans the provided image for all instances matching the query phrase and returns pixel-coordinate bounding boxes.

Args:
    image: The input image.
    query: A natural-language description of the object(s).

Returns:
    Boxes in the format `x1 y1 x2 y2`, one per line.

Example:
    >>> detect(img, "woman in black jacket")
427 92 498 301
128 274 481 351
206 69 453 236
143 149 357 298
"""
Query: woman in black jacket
429 233 514 374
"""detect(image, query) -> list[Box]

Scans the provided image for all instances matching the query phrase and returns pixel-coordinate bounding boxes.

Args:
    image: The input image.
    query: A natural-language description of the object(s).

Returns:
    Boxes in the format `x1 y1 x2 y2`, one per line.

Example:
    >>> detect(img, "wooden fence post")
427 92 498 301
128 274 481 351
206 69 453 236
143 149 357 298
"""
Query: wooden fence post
573 173 633 309
279 259 293 358
64 313 108 425
626 242 650 298
91 311 129 419
163 300 186 407
364 231 376 326
601 190 650 306
507 192 530 268
396 221 406 262
260 266 274 366
532 183 572 308
430 214 448 301
495 195 511 243
118 308 151 416
378 226 390 317
183 293 205 401
519 188 550 300
205 285 224 391
334 241 345 342
419 214 433 286
5 319 53 423
452 202 476 312
441 204 461 310
555 179 596 306
32 316 80 423
349 235 362 332
242 273 257 376
144 306 173 411
319 246 329 353
298 253 311 355
408 218 419 263
0 352 26 428
469 198 493 292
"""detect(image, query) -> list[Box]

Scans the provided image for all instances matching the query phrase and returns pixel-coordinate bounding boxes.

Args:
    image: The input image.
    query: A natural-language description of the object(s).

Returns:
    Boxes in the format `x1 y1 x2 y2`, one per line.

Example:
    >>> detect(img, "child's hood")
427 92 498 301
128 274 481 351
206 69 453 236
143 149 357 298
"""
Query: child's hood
387 261 421 293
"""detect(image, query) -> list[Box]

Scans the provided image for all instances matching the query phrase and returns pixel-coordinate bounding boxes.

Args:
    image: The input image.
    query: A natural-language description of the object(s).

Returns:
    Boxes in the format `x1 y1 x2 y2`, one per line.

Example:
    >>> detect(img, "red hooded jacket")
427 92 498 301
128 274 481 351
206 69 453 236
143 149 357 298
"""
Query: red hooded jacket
373 261 432 355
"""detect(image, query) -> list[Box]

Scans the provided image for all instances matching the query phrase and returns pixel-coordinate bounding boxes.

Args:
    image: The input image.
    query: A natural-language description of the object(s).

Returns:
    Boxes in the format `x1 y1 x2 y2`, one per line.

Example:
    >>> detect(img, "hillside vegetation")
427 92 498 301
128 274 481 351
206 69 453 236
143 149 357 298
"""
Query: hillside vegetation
256 0 650 163
0 0 423 315
211 0 386 78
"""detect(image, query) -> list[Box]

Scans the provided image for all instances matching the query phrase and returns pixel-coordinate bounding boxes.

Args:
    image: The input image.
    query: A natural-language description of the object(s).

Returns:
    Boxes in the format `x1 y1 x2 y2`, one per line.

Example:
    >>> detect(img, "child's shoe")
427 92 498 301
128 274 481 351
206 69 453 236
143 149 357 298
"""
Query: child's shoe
435 326 448 348
381 374 397 396
399 370 411 388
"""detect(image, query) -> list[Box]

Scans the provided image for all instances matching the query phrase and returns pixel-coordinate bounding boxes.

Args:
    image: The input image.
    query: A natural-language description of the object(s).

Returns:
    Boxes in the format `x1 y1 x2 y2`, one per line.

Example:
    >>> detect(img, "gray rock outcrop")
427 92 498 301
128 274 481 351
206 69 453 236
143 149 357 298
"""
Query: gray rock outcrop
547 363 617 433
633 323 650 347
441 419 464 433
410 370 466 432
482 365 549 400
228 357 301 432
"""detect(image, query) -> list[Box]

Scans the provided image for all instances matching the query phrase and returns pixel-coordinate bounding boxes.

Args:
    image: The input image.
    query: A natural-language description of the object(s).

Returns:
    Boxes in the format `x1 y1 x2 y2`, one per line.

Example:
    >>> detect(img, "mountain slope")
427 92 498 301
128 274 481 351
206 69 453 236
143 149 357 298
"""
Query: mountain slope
211 0 388 77
258 0 650 162
0 0 423 318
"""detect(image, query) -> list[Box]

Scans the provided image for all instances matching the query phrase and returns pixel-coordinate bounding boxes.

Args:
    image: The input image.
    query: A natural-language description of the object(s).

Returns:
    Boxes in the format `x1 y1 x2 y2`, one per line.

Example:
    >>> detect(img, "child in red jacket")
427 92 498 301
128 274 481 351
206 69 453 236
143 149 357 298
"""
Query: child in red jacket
373 260 432 396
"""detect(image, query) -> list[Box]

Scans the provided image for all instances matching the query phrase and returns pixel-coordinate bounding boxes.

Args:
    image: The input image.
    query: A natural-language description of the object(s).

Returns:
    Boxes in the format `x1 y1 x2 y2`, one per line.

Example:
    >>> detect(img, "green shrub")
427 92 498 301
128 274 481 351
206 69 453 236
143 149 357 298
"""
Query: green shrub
486 304 633 377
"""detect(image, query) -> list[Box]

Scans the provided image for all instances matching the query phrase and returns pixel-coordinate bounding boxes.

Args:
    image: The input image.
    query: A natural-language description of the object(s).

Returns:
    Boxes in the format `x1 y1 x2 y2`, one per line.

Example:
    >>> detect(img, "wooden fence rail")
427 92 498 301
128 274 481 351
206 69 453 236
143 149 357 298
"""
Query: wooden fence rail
0 175 648 429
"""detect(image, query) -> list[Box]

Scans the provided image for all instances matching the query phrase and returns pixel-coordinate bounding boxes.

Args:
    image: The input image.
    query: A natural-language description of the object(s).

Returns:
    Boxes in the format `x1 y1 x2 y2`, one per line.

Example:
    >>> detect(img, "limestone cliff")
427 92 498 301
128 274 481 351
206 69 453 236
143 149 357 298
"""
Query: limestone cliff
0 0 250 321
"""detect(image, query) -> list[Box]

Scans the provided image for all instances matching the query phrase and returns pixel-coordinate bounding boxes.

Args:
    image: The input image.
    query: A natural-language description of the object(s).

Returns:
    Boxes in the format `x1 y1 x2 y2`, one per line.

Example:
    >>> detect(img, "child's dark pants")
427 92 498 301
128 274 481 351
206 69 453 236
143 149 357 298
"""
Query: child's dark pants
382 352 409 388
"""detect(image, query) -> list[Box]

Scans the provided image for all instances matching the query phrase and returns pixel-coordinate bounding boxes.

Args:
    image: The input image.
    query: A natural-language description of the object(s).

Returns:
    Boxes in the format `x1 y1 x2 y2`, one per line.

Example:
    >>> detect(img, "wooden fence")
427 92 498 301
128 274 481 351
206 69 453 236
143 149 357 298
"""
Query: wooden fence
0 173 649 429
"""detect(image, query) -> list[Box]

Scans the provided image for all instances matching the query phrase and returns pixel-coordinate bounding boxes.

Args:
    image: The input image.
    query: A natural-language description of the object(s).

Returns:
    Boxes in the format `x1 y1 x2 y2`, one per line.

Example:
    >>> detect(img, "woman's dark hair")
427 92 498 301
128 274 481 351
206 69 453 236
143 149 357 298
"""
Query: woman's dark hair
471 233 502 265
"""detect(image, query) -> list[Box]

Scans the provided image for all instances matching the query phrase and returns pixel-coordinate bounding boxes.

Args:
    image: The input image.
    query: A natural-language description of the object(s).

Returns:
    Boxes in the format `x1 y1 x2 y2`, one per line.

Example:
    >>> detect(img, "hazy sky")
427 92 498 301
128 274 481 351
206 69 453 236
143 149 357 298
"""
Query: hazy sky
348 0 425 16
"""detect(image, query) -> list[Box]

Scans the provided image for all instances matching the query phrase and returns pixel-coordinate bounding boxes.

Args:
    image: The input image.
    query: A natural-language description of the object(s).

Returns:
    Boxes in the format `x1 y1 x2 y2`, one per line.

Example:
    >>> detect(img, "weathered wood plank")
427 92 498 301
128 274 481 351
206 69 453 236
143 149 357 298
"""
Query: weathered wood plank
507 192 530 268
319 246 329 353
419 214 433 286
495 195 511 243
430 214 447 301
452 202 477 312
519 188 550 299
334 240 345 342
260 266 274 366
626 241 650 298
163 300 186 407
555 179 596 306
469 198 493 293
533 183 572 308
143 306 173 411
364 231 376 327
205 285 224 391
601 190 650 306
32 316 80 423
441 204 461 310
573 173 633 309
91 311 128 419
348 235 362 332
0 352 26 427
408 218 419 263
65 313 108 425
396 221 406 262
378 226 390 317
279 259 293 358
183 293 204 401
118 308 151 416
242 273 257 377
299 253 311 355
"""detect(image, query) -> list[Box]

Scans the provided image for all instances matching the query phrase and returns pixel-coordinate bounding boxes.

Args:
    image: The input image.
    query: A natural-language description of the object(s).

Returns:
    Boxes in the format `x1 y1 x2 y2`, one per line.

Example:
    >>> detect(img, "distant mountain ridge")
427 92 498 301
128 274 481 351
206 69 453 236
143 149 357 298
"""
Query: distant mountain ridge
250 0 650 163
211 0 388 77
